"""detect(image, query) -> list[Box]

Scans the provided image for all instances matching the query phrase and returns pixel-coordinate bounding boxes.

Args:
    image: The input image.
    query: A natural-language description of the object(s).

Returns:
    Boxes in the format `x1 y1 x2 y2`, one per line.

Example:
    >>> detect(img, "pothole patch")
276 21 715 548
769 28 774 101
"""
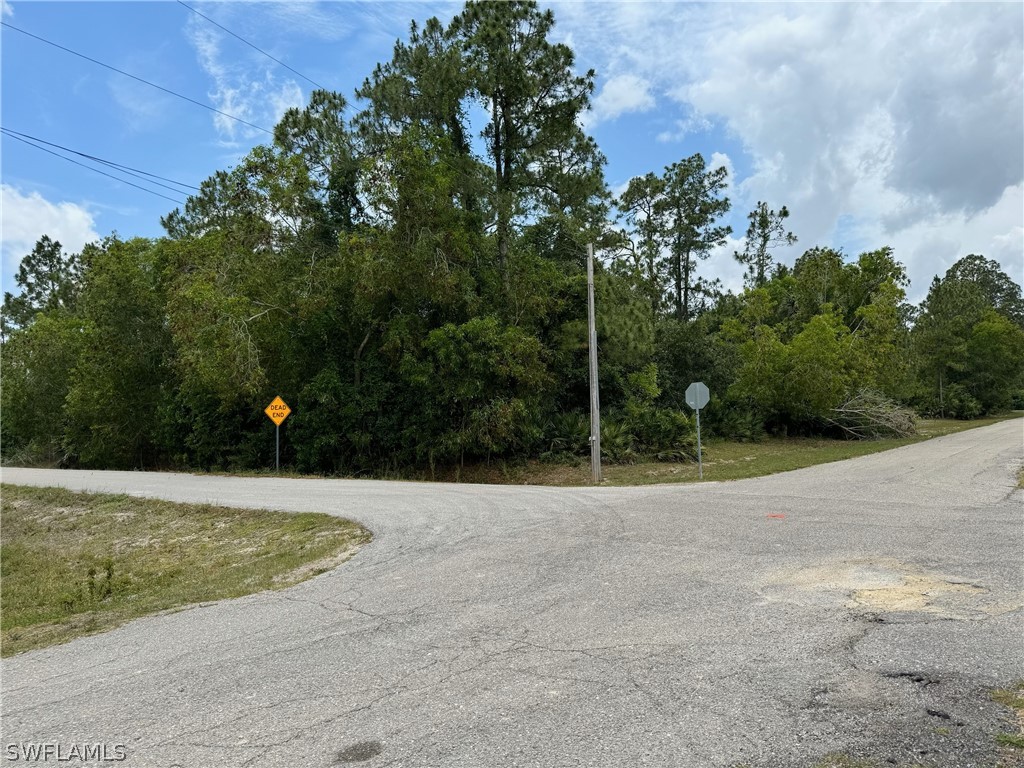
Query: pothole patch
851 573 984 616
763 559 1019 620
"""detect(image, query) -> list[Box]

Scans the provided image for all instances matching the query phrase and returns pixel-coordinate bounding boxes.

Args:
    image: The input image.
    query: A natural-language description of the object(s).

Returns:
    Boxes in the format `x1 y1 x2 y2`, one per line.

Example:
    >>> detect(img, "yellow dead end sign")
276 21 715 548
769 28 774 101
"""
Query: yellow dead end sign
264 396 291 471
264 395 291 426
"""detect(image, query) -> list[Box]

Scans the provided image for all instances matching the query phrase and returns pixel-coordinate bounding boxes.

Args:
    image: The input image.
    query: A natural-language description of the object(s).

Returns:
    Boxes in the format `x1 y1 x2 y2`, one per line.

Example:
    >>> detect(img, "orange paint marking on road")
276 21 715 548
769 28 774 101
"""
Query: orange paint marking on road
766 513 786 519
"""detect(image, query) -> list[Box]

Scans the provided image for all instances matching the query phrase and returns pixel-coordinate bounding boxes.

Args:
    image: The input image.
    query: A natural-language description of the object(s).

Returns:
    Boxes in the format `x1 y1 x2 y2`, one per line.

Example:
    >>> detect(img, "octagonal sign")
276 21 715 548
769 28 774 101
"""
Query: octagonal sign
685 382 710 411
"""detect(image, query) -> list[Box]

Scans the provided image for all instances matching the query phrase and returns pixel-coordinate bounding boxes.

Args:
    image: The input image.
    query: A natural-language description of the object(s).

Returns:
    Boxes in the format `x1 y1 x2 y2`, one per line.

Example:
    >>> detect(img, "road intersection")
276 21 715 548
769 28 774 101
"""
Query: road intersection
2 419 1022 767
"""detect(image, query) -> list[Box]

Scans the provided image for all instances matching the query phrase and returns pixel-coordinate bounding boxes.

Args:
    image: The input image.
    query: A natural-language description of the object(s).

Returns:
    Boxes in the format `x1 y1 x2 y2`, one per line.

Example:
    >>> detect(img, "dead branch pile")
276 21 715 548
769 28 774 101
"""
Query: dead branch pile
825 389 917 439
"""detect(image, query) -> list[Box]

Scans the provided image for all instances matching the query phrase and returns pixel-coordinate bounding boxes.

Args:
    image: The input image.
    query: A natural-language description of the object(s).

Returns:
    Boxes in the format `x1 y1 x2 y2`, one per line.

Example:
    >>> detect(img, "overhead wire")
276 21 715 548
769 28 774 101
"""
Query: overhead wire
176 0 325 91
2 131 187 205
1 128 200 193
1 21 274 136
176 1 364 127
2 12 454 213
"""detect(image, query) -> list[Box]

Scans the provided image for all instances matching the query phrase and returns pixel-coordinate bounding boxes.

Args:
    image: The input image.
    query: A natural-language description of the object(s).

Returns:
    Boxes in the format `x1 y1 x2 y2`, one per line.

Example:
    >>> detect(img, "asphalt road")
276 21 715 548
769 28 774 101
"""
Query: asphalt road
2 419 1022 768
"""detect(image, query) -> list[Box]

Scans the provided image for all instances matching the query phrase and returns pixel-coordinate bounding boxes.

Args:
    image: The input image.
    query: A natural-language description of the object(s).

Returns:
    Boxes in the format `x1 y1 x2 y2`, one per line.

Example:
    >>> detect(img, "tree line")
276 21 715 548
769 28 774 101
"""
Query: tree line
3 0 1022 472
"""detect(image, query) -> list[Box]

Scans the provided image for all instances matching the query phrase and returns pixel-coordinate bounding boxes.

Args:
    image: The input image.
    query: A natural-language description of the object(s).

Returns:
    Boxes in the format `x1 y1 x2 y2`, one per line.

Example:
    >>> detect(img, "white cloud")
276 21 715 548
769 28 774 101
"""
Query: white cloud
186 16 305 141
552 2 1024 298
704 233 748 297
873 183 1024 302
1 185 99 289
656 113 712 144
589 74 655 125
677 5 1022 220
1 0 13 17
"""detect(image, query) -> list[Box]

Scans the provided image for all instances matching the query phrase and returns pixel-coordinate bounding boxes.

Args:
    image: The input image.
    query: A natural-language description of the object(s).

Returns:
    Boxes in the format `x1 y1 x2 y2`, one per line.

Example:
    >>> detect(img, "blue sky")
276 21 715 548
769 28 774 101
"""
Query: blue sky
2 1 1022 303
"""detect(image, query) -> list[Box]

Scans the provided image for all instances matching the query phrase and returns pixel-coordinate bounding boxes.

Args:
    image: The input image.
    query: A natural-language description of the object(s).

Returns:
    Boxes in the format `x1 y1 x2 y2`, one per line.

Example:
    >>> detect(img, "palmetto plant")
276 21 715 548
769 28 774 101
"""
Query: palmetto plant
600 420 637 464
544 412 590 456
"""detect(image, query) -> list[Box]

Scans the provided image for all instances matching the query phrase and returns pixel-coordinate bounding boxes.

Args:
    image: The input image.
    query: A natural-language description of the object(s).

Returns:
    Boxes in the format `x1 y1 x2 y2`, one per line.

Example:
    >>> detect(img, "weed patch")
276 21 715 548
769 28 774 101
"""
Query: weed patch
992 682 1024 755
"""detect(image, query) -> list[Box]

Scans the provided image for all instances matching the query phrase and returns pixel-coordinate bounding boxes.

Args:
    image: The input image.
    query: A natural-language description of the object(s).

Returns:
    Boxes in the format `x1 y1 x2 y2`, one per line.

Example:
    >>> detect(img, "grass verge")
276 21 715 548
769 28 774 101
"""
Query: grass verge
0 484 370 656
435 414 1022 486
992 682 1024 754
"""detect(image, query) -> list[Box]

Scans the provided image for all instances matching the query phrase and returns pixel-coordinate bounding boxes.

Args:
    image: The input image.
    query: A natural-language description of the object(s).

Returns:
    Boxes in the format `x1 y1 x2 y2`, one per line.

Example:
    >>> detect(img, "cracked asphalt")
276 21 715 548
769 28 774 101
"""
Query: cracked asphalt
2 419 1022 768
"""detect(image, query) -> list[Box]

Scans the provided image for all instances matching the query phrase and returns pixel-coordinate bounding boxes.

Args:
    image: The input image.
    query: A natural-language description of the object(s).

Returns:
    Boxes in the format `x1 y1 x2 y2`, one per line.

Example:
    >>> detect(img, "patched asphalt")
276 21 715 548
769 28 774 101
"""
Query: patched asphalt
2 419 1022 768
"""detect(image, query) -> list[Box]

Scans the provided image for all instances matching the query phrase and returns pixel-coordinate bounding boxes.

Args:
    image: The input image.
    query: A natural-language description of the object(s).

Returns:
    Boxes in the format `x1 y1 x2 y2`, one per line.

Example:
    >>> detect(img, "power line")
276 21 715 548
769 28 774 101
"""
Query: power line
1 128 200 192
1 21 273 136
177 0 325 91
2 131 187 205
1 129 192 197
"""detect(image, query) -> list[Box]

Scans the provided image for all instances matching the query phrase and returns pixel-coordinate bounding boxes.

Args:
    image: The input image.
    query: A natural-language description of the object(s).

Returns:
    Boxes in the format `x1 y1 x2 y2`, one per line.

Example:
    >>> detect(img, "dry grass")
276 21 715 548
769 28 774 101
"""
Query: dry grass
0 484 370 656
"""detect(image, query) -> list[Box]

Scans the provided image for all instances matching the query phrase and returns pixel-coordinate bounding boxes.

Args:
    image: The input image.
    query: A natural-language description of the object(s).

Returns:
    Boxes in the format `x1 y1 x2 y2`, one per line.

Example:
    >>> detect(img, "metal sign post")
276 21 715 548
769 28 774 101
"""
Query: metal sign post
695 408 702 480
264 396 292 473
685 382 710 480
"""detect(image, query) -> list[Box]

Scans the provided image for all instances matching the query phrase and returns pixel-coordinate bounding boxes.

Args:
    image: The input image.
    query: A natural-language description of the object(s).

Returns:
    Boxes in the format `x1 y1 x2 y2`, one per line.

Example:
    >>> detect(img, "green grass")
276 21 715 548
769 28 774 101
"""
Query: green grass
992 682 1024 712
0 484 370 656
992 682 1024 753
435 414 1021 487
997 733 1024 749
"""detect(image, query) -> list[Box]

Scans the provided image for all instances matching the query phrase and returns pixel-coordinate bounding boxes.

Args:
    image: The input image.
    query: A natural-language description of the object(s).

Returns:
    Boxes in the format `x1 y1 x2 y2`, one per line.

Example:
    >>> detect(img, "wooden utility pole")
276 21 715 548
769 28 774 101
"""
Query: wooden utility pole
587 243 602 483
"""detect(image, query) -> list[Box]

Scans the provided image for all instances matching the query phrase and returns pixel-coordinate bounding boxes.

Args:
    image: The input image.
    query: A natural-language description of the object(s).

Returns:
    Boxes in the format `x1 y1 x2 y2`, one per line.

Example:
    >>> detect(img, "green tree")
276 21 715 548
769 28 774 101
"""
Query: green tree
1 235 82 335
654 314 738 411
163 91 361 253
660 154 732 320
402 316 549 464
783 311 855 422
912 275 988 416
274 89 364 239
357 18 471 153
728 310 857 432
356 17 482 224
0 313 86 463
734 201 797 288
788 246 911 398
63 238 171 468
945 254 1024 327
615 172 667 318
790 246 846 325
729 324 789 422
844 247 910 327
457 0 597 269
912 255 1023 416
966 310 1024 412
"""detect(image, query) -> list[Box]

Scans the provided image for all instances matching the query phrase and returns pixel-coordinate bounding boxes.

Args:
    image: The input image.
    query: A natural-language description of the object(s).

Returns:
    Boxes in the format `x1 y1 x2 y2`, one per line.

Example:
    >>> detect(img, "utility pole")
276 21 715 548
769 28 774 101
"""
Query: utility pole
587 243 602 484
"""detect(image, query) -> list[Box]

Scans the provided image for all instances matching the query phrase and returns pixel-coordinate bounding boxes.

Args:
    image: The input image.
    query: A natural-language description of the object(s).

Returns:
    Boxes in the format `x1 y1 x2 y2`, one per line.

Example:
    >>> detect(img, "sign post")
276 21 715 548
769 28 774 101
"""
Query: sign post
684 382 710 480
264 396 291 472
